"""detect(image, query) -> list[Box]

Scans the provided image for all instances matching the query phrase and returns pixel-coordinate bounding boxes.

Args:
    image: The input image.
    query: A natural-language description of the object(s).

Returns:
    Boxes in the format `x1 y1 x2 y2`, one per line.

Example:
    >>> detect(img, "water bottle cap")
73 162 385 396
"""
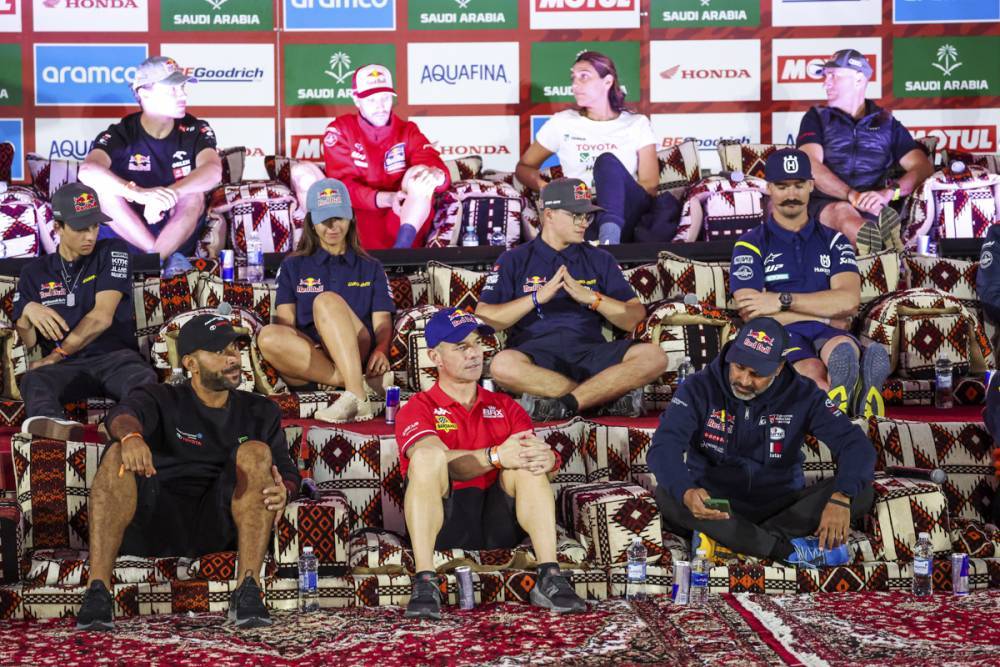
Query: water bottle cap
950 160 966 173
730 170 745 183
171 367 182 373
303 546 314 554
696 549 707 556
918 532 930 539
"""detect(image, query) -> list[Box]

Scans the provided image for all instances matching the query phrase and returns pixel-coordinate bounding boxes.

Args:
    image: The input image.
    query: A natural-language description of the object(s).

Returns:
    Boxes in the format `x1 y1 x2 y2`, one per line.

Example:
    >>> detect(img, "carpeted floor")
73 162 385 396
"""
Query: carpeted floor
1 591 998 666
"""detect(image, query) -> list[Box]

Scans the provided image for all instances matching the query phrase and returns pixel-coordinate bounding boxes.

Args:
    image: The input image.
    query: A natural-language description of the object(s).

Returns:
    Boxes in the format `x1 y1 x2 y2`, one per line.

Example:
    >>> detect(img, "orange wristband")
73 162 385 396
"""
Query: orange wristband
487 446 503 470
589 293 603 311
120 432 143 445
54 346 69 359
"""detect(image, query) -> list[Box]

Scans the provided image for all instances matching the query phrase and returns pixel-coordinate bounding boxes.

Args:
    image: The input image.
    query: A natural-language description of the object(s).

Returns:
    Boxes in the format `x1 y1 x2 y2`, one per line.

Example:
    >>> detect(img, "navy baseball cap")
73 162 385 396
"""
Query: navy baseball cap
307 178 353 224
425 308 494 348
764 148 812 183
725 317 788 376
815 48 874 79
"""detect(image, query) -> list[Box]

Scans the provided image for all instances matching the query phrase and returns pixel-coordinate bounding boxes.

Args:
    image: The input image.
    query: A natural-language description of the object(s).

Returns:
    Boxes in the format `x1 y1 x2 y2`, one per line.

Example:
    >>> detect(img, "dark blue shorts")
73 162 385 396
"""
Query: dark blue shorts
513 338 634 383
808 192 876 224
784 321 858 364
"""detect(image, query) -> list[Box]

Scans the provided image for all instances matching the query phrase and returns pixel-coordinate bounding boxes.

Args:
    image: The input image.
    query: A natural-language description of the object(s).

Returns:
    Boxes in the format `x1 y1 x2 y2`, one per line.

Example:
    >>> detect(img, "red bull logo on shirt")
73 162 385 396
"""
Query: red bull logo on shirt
574 183 591 200
297 277 324 293
522 275 547 293
73 192 97 212
742 329 774 354
127 153 151 172
39 280 67 299
705 408 734 434
316 188 342 207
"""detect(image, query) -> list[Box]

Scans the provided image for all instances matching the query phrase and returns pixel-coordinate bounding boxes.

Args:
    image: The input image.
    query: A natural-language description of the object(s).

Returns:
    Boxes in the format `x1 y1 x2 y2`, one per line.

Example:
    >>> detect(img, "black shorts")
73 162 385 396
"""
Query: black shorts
434 480 525 551
807 192 877 224
513 338 634 384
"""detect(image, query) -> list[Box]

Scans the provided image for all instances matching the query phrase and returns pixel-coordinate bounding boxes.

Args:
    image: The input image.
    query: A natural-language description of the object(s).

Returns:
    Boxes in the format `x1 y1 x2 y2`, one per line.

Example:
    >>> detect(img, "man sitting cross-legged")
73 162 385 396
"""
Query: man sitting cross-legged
395 308 587 620
75 315 300 631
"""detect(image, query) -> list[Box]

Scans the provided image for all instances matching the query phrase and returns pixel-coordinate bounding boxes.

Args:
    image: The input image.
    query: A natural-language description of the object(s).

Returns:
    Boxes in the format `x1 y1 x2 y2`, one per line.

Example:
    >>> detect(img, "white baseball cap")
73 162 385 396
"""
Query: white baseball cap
351 64 396 99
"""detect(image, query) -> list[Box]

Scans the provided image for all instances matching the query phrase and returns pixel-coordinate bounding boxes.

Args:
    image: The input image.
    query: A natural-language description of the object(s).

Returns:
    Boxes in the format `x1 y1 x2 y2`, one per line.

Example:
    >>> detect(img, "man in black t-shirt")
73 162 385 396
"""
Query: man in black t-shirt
75 314 301 631
15 183 157 441
78 56 222 276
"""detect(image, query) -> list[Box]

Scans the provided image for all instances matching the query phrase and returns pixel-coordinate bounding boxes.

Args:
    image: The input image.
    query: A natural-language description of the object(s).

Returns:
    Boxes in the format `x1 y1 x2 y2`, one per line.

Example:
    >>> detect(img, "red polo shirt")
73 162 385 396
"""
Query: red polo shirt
395 383 534 490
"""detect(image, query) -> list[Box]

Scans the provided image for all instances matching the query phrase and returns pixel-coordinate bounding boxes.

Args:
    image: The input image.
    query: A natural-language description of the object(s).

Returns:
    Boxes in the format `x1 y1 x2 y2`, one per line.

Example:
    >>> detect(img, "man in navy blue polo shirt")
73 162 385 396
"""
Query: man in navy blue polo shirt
730 148 889 418
476 178 666 421
14 183 157 441
796 49 933 255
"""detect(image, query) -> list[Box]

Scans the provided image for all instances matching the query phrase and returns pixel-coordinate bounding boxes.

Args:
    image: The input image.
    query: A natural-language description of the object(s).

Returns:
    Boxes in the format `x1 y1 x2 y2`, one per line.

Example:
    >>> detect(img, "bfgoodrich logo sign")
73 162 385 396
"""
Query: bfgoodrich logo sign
34 43 147 106
650 39 760 102
530 0 639 29
284 43 395 106
530 41 639 103
162 43 274 107
407 42 518 105
409 0 516 30
895 37 1000 98
33 0 148 32
651 0 758 28
284 0 394 31
162 0 273 31
651 113 761 173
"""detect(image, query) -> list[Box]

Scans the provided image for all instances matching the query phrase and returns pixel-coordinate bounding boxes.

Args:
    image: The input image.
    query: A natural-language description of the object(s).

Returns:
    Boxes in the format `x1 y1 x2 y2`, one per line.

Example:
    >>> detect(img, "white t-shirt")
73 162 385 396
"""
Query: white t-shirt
534 109 657 188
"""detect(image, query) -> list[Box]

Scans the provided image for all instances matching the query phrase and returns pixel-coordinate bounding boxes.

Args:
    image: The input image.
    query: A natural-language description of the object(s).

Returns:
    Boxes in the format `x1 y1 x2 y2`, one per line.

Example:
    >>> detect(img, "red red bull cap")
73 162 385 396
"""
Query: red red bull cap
725 317 788 376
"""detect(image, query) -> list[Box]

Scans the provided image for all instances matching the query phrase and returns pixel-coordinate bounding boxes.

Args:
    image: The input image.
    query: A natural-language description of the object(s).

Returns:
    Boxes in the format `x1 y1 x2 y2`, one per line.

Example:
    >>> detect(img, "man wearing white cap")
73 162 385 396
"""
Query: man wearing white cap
290 64 450 250
79 56 222 277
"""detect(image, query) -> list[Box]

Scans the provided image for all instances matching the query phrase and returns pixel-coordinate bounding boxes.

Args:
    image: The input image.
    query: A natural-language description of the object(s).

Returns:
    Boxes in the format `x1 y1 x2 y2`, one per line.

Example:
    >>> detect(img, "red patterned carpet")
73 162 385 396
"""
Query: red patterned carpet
1 592 998 666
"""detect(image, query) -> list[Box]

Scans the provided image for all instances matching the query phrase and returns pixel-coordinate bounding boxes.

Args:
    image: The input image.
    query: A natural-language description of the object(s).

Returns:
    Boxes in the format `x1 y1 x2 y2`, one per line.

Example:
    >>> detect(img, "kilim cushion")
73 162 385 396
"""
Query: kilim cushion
131 270 201 358
272 490 353 572
387 271 429 312
263 155 296 189
26 153 81 201
856 250 901 305
951 518 1000 558
265 390 364 420
904 165 1000 247
23 549 195 586
882 378 936 406
217 146 246 186
150 307 261 390
0 327 40 401
0 274 16 326
425 179 524 249
903 254 978 301
306 426 386 534
249 334 288 395
389 305 441 390
717 142 788 180
796 561 911 594
657 139 702 190
194 272 275 324
559 481 664 567
442 156 483 183
207 181 299 263
621 263 664 306
674 174 768 243
0 186 46 258
0 142 12 183
869 476 952 562
0 499 22 584
897 312 969 379
426 261 490 311
656 251 733 310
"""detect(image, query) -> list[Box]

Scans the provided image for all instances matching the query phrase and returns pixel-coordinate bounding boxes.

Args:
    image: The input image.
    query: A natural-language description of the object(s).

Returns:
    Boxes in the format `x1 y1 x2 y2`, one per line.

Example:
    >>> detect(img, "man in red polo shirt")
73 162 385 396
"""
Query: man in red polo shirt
395 308 586 620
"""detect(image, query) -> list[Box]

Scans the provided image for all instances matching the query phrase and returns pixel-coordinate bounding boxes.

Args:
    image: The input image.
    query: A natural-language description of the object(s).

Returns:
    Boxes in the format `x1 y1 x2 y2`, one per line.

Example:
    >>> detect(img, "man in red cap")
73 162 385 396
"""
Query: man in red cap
290 64 450 249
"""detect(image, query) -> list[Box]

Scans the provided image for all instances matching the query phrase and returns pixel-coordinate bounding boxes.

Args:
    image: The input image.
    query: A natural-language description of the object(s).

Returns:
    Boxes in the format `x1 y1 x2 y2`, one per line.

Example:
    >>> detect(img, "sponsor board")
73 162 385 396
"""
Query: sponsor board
530 115 560 170
0 0 20 32
34 43 148 106
650 39 760 102
772 0 882 26
35 117 119 162
771 111 807 147
409 0 517 29
407 42 518 105
0 119 23 180
160 43 274 107
893 108 1000 154
894 0 1000 23
162 0 273 31
283 0 394 31
284 43 395 107
284 117 330 162
894 36 1000 98
772 38 882 101
0 44 21 106
529 0 639 29
650 113 761 173
651 0 758 27
530 41 639 104
416 115 519 172
203 117 274 180
33 0 148 32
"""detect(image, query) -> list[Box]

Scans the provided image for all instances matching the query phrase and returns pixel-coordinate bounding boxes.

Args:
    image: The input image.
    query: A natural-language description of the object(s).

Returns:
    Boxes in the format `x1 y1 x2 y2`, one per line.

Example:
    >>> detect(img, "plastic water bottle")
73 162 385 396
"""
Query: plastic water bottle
489 228 507 248
298 546 319 612
689 549 710 605
461 224 479 247
912 532 933 596
677 356 695 385
934 357 954 409
166 367 186 386
626 537 647 601
245 228 264 283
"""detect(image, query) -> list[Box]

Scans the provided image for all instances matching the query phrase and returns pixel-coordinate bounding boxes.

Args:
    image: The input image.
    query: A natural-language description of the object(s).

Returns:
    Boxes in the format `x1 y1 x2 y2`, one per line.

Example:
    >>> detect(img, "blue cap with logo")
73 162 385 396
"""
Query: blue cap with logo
764 148 812 183
307 178 353 225
425 308 495 348
724 317 789 376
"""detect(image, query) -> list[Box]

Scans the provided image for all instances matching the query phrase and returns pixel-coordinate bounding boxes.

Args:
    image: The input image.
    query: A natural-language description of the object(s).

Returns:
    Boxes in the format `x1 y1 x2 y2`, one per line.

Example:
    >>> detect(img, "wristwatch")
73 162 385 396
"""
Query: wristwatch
779 292 793 312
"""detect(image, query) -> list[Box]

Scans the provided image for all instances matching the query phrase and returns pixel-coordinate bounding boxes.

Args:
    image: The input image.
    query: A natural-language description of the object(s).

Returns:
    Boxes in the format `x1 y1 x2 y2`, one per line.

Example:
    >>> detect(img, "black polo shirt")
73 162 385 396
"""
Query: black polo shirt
13 239 136 359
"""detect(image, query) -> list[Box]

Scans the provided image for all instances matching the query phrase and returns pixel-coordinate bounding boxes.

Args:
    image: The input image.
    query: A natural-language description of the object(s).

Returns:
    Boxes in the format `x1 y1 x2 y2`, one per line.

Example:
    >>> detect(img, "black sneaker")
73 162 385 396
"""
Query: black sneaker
227 575 272 629
405 572 442 620
599 388 644 417
530 566 587 614
76 580 114 631
519 395 571 422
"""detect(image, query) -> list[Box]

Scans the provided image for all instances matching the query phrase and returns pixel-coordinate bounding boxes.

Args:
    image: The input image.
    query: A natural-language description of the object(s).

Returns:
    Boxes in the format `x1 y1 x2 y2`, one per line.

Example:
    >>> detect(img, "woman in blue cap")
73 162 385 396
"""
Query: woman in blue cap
257 178 395 422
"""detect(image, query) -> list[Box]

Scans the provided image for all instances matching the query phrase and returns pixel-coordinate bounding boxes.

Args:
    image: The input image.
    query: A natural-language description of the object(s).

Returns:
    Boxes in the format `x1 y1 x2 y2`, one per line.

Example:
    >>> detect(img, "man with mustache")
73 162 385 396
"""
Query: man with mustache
75 315 300 631
647 317 875 567
729 149 889 419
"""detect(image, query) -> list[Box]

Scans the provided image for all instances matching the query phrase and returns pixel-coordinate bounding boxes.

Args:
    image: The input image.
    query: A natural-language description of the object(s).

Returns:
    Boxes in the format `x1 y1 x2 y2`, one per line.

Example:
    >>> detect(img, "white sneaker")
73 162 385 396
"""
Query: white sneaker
21 416 86 441
313 391 363 423
364 370 394 398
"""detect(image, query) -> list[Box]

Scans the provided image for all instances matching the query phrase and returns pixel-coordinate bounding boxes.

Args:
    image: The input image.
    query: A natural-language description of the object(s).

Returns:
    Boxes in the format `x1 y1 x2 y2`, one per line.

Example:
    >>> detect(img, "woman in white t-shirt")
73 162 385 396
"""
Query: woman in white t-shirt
515 51 680 244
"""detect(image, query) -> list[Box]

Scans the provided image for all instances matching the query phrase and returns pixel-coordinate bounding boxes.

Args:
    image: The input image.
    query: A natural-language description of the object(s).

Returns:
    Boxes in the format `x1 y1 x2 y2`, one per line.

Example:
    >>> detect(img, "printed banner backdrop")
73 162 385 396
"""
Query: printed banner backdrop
1 0 999 183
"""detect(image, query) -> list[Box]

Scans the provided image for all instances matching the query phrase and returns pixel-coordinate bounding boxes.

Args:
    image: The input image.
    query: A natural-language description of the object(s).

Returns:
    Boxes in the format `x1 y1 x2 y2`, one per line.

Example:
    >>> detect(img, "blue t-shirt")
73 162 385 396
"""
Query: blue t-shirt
274 248 395 342
729 216 859 295
13 239 136 359
478 236 636 348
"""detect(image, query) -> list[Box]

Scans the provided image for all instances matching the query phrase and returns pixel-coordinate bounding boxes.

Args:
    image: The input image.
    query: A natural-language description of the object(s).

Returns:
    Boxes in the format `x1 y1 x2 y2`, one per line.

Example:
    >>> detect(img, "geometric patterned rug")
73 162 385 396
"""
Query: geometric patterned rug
1 592 998 666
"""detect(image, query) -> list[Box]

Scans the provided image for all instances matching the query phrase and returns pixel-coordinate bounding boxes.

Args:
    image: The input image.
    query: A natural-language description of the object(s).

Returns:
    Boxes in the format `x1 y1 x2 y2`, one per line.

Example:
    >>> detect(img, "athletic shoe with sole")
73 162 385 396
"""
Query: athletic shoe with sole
227 575 272 628
518 394 571 422
855 221 883 257
785 536 851 569
75 580 114 631
855 344 890 418
21 415 86 442
364 369 394 398
599 387 644 417
878 206 904 253
530 566 587 613
314 390 367 423
404 572 442 620
825 342 859 415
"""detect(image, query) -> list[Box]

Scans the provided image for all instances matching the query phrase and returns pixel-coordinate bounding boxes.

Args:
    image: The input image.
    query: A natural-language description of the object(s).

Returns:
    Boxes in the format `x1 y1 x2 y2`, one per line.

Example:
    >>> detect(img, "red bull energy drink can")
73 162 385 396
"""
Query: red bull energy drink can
221 249 235 282
385 385 400 425
455 566 475 610
986 370 996 392
671 560 690 604
952 553 969 595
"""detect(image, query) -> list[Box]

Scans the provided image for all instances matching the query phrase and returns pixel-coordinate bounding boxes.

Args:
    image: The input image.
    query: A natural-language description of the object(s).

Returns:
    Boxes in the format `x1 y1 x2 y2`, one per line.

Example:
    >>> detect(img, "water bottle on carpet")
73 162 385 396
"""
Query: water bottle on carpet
934 358 953 410
298 546 319 612
626 537 647 601
677 356 694 385
245 229 265 283
166 367 186 386
912 532 933 596
689 549 709 605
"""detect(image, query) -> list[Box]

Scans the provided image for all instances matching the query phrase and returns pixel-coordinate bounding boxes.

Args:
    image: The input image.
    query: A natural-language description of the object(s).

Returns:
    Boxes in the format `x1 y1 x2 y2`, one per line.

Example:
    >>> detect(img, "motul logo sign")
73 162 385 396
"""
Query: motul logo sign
910 125 996 152
291 134 323 160
534 0 634 9
777 55 878 84
0 0 15 15
661 65 752 80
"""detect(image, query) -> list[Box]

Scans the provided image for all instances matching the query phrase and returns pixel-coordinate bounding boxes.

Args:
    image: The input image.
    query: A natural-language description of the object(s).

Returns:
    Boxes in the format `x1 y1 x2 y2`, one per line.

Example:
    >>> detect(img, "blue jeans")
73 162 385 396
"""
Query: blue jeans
592 152 680 243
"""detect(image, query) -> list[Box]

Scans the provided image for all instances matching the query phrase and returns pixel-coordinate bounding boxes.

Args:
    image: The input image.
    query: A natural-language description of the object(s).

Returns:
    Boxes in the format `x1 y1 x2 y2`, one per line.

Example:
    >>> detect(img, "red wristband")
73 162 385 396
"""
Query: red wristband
549 450 563 474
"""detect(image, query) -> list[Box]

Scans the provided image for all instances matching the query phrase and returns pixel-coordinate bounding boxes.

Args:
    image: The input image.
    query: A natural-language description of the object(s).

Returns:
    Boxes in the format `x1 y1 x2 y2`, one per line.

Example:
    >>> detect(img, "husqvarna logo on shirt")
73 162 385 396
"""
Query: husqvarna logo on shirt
35 43 147 106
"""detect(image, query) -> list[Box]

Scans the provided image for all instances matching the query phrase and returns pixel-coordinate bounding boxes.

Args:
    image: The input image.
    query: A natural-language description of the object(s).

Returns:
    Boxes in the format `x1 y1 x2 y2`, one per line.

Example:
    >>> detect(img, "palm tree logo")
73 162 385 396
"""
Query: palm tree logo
932 44 962 77
455 0 471 7
325 52 353 84
203 0 228 10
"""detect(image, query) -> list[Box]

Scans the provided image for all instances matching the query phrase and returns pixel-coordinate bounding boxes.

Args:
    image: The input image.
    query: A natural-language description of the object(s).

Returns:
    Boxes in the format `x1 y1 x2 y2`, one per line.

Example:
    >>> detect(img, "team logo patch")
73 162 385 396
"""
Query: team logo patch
770 426 785 440
176 427 204 447
522 275 547 293
482 406 505 419
742 329 774 354
324 128 339 147
574 183 590 200
783 155 799 174
39 281 67 299
447 309 481 330
733 265 754 280
384 142 406 174
317 188 342 207
128 153 151 172
366 68 388 85
769 440 783 459
434 414 458 432
705 408 735 434
73 192 97 212
297 277 324 293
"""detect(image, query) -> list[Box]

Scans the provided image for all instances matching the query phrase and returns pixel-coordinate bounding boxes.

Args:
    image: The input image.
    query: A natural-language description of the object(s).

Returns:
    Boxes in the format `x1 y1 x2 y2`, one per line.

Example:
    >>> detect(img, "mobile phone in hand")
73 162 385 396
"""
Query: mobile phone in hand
703 498 732 514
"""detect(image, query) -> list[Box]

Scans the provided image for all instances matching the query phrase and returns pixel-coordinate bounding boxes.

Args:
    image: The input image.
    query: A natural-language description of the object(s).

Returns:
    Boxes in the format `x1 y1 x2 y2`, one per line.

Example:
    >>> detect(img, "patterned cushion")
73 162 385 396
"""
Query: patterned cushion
150 307 261 390
674 174 768 243
442 156 483 182
206 182 299 262
621 263 664 306
217 146 246 186
26 153 81 200
869 476 952 562
272 490 353 571
904 165 1000 246
24 549 194 586
132 271 202 357
426 261 489 311
0 274 16 326
904 255 978 301
796 561 913 593
425 179 523 249
0 142 13 183
559 481 664 567
656 139 701 190
389 305 440 390
263 155 296 189
951 518 1000 559
194 272 275 324
717 142 788 179
306 427 386 536
0 499 22 584
897 312 969 379
387 271 429 312
249 334 288 395
0 186 47 258
857 250 901 305
656 252 733 309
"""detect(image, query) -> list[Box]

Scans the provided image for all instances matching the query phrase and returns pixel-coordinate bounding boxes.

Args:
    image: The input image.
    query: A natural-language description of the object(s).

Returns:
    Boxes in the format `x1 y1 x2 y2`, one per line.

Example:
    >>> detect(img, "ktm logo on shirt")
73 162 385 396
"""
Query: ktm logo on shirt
522 275 547 293
128 153 151 172
73 193 97 212
434 414 458 432
297 277 324 293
